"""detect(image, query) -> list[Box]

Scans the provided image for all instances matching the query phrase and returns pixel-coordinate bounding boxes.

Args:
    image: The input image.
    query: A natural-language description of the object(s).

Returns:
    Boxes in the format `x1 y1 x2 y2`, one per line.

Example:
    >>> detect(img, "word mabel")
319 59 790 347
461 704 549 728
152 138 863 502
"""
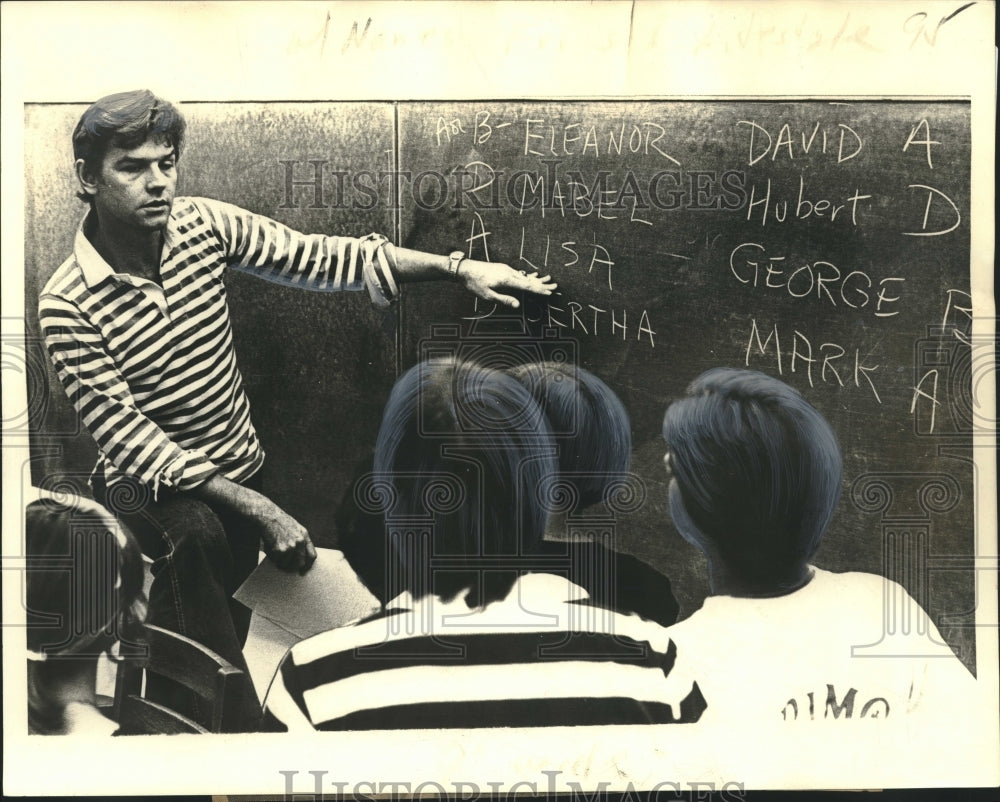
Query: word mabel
729 242 904 317
460 163 746 220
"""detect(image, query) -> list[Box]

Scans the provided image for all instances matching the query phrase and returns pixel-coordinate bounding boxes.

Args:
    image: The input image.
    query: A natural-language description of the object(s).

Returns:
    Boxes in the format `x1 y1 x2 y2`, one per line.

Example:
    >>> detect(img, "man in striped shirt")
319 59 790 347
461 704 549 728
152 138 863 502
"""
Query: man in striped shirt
38 90 554 730
262 359 705 731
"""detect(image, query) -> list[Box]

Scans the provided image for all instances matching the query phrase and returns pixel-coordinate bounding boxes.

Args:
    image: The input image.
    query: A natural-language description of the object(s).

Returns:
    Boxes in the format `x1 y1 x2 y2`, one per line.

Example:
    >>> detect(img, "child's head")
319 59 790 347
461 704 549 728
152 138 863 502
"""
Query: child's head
507 360 631 511
662 368 842 594
373 358 556 606
25 499 146 733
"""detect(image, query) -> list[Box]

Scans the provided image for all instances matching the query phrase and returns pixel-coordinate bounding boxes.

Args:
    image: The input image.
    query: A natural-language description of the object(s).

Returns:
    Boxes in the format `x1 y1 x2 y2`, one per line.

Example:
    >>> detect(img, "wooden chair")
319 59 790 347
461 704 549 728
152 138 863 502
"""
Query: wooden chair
113 624 246 734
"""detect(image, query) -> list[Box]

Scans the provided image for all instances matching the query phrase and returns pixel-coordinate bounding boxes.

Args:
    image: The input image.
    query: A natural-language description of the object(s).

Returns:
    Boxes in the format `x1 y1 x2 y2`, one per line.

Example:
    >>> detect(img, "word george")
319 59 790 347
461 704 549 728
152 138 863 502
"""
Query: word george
745 176 871 227
782 685 889 720
729 242 904 316
745 319 882 402
738 120 863 165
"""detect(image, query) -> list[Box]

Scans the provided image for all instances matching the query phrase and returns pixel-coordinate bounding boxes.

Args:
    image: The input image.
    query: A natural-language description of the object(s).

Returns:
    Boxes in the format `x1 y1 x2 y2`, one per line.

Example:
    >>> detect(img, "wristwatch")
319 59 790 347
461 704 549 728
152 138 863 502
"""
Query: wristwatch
448 250 465 280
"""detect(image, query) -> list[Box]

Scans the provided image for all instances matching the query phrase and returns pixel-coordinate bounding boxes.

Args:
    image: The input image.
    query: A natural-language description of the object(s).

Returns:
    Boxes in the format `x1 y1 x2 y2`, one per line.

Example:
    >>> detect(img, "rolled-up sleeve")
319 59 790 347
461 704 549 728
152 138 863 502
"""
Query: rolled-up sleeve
39 295 218 495
192 197 400 307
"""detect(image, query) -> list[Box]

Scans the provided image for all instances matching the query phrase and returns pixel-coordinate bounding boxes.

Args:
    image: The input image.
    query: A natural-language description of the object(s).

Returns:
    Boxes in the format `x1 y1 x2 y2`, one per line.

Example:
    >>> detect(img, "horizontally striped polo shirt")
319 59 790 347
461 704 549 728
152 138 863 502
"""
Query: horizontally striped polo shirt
39 197 399 497
262 573 706 730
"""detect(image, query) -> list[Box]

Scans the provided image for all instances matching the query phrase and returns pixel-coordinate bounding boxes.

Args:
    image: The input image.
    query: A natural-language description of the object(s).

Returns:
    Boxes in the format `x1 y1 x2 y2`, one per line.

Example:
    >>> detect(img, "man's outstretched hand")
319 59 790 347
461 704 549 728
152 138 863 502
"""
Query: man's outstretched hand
389 247 556 307
458 260 556 309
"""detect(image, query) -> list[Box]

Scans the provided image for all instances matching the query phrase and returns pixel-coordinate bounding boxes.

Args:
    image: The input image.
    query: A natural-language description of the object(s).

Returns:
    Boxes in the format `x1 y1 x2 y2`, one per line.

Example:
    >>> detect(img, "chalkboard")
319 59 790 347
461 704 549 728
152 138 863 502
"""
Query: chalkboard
396 101 975 667
24 100 976 670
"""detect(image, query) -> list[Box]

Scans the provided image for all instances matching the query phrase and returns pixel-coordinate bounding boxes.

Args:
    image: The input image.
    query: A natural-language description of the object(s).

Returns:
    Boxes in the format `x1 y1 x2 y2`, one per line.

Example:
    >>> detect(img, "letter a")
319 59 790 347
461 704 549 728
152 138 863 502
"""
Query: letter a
902 119 940 169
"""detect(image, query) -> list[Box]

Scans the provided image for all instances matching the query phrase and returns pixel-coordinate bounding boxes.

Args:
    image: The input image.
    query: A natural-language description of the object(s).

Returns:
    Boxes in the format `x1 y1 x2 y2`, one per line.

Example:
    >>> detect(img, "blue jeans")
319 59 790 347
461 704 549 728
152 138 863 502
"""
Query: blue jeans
95 471 264 731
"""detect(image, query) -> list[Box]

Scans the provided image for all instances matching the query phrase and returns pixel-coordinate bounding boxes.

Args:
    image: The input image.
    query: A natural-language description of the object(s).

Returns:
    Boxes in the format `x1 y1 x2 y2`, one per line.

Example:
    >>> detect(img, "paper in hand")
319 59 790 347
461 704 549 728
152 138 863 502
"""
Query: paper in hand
234 547 380 640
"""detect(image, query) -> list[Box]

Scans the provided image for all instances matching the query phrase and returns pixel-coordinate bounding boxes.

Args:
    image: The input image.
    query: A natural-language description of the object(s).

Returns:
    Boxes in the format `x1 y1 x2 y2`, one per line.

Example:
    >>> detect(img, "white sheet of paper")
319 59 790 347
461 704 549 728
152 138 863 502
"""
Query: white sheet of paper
234 548 380 640
242 614 301 701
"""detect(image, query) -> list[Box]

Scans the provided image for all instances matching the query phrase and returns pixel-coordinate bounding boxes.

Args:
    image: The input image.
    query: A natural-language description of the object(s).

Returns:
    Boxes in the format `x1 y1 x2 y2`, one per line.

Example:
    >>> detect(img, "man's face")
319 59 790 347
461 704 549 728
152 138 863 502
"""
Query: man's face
81 137 177 232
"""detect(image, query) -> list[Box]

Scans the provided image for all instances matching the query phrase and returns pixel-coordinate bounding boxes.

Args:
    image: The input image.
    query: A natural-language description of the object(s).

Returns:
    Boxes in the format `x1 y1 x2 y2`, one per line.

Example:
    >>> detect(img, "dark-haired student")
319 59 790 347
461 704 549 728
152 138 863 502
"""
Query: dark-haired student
337 361 682 627
38 89 555 729
25 498 147 735
262 359 705 731
660 368 976 724
508 361 680 627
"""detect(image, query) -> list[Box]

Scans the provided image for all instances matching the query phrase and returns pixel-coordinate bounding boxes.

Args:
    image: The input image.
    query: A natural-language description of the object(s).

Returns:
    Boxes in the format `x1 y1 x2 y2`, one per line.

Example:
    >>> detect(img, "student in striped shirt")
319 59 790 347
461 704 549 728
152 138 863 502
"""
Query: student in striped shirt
262 359 705 731
37 90 555 730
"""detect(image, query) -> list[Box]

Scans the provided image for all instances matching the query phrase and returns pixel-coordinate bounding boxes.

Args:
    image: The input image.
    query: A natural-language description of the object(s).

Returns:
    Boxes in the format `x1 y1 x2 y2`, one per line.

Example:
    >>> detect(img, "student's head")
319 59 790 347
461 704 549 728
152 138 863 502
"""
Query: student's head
507 361 631 511
72 90 185 225
373 358 556 606
25 499 146 734
661 368 842 595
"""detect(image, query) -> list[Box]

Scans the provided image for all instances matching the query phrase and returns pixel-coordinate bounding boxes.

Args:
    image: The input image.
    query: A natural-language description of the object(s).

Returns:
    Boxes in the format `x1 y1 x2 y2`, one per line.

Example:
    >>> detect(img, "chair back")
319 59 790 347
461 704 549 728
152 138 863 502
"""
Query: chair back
113 624 245 734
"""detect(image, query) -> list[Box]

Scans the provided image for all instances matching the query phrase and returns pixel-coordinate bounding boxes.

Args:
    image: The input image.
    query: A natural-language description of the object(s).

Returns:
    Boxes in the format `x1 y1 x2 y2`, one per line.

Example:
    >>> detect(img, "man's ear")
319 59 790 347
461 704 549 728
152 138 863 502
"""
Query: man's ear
75 159 99 198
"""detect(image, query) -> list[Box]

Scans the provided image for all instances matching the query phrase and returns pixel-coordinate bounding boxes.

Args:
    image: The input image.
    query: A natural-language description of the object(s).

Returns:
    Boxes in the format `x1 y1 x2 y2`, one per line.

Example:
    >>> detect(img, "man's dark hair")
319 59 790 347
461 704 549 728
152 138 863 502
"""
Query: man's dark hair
72 89 186 204
373 358 556 606
662 368 842 595
507 360 631 511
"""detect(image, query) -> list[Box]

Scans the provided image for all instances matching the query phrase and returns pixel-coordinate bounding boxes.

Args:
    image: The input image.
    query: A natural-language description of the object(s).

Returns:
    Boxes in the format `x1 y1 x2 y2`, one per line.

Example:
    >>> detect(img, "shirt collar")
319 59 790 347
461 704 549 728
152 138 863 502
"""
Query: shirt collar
699 565 822 611
74 206 176 289
74 209 114 289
